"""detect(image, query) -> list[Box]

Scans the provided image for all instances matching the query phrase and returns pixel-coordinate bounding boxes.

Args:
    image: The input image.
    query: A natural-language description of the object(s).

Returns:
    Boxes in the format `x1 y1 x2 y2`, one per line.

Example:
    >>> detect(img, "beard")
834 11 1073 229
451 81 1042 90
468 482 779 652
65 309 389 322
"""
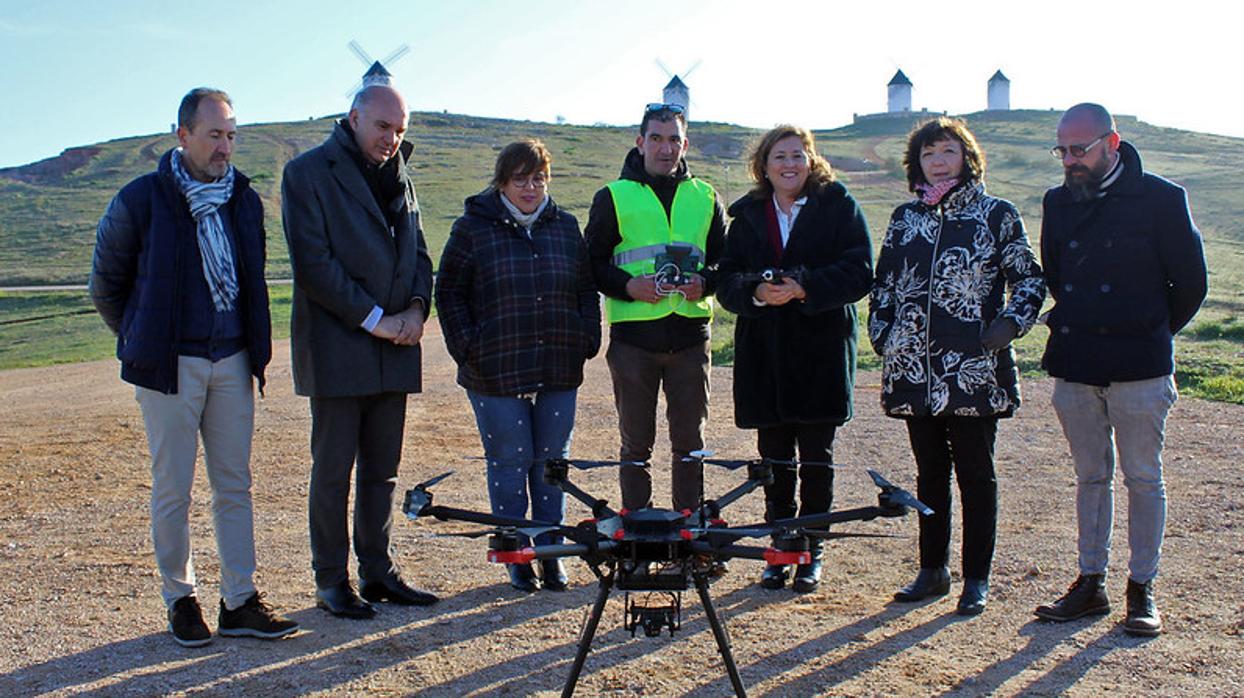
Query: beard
1064 166 1098 202
1063 157 1113 202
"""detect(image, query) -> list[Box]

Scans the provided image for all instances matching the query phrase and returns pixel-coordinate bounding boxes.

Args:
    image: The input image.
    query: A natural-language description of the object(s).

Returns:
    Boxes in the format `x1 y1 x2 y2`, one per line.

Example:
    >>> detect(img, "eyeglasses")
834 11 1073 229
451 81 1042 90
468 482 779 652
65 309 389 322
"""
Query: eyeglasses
509 173 548 189
1051 132 1112 159
644 102 685 115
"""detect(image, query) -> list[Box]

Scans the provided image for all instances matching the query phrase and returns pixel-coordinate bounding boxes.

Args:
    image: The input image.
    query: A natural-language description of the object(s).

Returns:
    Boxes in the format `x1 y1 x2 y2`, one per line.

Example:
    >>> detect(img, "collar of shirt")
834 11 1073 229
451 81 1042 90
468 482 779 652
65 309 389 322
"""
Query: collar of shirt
772 194 807 247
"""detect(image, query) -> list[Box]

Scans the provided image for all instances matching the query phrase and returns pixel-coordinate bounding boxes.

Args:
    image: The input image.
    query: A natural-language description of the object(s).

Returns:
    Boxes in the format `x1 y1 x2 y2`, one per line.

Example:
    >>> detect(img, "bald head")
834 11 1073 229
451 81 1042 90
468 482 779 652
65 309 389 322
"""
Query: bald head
348 85 409 165
1060 103 1116 134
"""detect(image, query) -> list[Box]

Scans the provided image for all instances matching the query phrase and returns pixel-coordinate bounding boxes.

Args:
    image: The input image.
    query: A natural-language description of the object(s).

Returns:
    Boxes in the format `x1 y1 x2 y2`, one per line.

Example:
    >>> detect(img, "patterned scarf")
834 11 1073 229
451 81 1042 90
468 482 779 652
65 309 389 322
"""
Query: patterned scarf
171 149 238 312
915 177 961 206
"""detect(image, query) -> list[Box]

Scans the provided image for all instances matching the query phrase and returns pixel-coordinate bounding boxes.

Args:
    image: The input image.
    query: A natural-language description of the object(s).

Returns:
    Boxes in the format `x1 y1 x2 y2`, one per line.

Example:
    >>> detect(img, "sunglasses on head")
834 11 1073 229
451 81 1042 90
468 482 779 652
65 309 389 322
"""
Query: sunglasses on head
644 103 685 115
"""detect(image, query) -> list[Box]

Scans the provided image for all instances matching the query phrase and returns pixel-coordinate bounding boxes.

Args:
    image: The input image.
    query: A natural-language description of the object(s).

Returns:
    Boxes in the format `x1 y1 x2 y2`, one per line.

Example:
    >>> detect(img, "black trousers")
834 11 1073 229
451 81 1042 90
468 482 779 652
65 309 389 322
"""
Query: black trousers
309 392 406 588
758 423 837 522
904 415 998 580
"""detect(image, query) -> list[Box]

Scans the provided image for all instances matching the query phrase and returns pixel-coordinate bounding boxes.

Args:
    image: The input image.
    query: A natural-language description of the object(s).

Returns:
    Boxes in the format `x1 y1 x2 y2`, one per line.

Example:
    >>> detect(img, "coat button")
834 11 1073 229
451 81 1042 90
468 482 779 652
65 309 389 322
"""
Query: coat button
1068 240 1079 249
1103 240 1113 248
1060 326 1070 335
1100 284 1111 293
1064 283 1073 292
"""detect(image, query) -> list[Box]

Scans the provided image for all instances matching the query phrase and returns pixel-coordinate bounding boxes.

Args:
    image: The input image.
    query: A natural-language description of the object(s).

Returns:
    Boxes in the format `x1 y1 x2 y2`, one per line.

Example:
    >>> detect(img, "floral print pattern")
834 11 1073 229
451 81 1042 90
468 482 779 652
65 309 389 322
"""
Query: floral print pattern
869 181 1046 418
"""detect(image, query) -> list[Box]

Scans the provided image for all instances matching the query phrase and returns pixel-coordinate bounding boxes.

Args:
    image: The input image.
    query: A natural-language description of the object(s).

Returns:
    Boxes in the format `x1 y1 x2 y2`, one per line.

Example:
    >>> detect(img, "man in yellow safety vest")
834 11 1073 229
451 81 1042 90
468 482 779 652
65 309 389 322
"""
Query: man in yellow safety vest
585 103 727 514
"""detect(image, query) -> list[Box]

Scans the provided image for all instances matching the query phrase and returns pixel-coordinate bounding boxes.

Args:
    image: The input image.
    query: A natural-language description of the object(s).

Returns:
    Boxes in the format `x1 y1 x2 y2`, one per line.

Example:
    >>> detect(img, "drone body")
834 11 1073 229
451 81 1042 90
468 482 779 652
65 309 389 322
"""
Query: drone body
403 456 929 697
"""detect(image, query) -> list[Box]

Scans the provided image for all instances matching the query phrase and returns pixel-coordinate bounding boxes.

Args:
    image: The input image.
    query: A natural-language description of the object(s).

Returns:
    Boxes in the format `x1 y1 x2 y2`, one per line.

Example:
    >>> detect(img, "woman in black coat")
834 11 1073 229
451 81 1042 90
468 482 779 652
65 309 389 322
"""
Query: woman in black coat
717 125 873 593
868 117 1045 615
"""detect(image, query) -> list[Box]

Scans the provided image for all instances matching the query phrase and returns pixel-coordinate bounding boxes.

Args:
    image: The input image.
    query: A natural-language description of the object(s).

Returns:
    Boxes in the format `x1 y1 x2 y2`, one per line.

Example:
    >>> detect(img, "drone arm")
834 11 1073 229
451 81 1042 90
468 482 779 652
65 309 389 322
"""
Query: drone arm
687 540 770 561
556 478 617 519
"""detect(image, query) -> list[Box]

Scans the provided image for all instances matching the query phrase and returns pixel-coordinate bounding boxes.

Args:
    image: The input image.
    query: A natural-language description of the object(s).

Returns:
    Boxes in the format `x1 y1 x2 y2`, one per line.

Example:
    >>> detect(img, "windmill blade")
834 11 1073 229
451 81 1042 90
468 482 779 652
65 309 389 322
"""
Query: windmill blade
348 39 373 66
344 80 364 98
682 59 702 79
382 44 411 66
655 58 673 78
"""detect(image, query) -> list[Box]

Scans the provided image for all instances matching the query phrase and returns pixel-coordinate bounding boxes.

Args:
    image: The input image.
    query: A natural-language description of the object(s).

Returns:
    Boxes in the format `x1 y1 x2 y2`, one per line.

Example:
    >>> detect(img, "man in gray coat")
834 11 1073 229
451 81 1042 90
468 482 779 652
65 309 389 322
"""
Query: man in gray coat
282 84 437 618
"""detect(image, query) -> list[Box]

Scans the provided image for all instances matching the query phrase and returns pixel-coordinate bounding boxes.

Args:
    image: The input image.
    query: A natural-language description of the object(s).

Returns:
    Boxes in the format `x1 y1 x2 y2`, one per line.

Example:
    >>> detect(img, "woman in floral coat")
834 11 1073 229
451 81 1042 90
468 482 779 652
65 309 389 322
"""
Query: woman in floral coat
869 117 1045 615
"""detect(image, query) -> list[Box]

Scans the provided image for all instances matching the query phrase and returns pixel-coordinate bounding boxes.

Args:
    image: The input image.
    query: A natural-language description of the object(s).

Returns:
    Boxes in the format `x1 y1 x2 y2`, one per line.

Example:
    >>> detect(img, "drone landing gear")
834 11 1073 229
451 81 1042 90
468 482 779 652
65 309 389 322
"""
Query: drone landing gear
561 567 747 698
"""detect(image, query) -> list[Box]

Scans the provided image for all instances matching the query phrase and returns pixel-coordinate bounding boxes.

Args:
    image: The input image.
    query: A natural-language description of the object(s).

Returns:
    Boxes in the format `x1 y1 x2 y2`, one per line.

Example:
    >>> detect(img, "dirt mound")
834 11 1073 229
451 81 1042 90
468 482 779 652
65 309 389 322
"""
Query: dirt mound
0 320 1241 696
0 146 102 184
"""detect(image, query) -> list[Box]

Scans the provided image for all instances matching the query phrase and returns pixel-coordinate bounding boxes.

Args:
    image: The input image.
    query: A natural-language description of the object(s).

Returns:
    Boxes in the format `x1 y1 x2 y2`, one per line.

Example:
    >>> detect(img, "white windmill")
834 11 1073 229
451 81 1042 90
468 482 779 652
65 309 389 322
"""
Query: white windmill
345 40 411 96
656 59 702 120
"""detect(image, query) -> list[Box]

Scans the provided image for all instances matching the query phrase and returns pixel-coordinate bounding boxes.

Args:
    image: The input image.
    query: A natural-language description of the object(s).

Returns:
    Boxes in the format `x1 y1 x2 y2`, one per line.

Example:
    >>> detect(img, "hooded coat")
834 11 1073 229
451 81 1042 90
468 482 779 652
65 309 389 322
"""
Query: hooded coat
436 188 601 396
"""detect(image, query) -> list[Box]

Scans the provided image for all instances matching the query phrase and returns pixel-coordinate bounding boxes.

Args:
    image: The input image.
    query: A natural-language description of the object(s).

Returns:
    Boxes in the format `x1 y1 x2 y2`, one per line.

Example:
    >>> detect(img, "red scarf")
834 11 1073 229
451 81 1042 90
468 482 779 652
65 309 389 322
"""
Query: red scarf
915 178 961 206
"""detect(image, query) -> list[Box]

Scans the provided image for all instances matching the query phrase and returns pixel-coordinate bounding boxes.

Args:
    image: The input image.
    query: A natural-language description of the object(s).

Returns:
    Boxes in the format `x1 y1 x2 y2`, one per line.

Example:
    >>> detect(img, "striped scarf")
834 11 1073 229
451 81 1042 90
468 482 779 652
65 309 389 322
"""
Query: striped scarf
171 149 238 312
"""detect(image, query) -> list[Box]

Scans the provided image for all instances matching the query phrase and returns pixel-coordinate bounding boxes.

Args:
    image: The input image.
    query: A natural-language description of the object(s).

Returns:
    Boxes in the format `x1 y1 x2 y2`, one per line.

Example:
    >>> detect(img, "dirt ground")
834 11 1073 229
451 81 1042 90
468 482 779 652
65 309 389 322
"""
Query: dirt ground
0 320 1241 697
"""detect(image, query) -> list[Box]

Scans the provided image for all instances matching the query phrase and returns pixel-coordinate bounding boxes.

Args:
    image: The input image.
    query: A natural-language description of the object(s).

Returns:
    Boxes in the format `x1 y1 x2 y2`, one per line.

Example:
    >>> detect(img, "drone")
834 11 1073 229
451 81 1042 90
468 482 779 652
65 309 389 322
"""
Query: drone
402 454 931 698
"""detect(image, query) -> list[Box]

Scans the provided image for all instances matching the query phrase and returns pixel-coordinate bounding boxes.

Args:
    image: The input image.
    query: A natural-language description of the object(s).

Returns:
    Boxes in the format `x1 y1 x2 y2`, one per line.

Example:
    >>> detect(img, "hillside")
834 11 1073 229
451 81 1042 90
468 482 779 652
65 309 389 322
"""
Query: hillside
1 110 1242 401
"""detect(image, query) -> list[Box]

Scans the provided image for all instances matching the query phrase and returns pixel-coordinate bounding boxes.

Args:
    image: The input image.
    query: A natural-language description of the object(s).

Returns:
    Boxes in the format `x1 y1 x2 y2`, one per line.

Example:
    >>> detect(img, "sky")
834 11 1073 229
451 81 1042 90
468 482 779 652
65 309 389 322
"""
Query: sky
1 0 1240 168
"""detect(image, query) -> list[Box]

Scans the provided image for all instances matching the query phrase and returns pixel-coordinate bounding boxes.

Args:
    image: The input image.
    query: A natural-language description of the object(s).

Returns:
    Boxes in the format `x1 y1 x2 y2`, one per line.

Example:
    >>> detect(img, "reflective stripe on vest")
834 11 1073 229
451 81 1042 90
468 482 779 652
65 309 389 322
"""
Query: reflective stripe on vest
605 178 715 324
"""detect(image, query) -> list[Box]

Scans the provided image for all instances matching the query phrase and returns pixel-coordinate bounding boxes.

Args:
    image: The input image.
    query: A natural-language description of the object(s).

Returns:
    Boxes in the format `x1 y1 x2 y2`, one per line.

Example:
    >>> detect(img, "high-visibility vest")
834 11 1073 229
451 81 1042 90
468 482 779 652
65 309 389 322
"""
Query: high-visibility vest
605 178 715 324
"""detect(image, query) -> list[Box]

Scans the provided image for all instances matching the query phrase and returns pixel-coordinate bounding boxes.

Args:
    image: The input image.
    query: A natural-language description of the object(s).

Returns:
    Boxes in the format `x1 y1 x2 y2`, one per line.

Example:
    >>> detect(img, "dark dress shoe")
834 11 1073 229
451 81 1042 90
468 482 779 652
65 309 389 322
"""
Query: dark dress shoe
957 578 989 616
508 563 541 593
316 582 376 619
360 575 439 606
540 560 568 592
792 559 823 593
759 564 790 590
894 567 951 602
1034 573 1110 621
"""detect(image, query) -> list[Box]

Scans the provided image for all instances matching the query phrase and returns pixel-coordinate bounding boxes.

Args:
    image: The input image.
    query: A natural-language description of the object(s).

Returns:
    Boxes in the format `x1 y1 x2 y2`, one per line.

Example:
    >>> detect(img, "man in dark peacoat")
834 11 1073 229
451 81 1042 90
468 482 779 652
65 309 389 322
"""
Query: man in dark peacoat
282 84 437 618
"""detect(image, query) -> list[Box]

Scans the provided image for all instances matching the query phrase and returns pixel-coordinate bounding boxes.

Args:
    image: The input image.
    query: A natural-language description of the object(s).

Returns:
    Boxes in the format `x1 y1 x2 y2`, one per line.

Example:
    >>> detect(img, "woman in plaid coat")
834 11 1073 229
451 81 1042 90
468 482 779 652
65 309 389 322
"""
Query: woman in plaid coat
435 139 601 593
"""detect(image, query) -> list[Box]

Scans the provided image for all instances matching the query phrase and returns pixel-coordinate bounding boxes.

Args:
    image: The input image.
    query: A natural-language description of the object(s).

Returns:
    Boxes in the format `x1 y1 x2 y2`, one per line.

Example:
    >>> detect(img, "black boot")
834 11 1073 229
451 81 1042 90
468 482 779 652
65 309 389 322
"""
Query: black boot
792 543 823 594
1123 578 1162 636
956 578 989 616
1034 573 1110 621
759 565 789 590
893 567 950 602
507 563 541 593
540 559 568 592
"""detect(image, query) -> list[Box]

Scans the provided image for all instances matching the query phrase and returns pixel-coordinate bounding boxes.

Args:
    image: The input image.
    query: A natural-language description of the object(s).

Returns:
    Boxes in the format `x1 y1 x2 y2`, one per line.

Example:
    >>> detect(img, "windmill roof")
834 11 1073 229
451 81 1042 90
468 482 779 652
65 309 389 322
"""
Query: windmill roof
888 69 912 86
364 61 392 78
989 69 1010 83
664 75 688 90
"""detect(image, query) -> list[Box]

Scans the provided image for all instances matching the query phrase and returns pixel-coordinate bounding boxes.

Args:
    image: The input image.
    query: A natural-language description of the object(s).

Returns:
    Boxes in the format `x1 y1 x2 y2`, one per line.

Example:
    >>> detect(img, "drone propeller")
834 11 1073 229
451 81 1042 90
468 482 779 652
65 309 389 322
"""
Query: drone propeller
867 469 934 516
567 458 649 470
403 470 455 518
434 524 563 540
681 451 841 471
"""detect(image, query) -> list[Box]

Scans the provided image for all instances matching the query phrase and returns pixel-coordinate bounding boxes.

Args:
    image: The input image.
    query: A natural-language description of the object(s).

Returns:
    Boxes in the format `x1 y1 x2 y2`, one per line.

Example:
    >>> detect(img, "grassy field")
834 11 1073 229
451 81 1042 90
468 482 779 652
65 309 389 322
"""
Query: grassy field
1 109 1241 402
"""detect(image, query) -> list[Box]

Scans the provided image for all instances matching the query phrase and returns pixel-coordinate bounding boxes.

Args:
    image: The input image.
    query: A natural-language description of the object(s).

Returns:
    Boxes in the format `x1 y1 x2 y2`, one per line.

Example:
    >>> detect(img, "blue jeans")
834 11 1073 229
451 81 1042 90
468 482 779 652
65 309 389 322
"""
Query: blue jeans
467 390 576 545
1052 376 1176 583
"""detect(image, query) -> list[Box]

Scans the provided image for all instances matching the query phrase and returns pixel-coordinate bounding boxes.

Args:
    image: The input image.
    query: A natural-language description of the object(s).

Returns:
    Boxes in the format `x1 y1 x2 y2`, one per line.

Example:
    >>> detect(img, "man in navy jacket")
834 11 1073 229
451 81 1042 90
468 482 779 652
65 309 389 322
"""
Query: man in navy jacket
1034 103 1207 636
90 88 296 647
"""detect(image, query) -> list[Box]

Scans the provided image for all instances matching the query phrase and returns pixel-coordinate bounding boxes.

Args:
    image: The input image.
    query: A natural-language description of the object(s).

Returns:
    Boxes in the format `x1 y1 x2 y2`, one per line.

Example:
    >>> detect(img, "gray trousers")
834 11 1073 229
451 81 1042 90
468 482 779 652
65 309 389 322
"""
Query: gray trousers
606 339 710 512
1052 375 1176 583
308 392 406 588
136 351 257 609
